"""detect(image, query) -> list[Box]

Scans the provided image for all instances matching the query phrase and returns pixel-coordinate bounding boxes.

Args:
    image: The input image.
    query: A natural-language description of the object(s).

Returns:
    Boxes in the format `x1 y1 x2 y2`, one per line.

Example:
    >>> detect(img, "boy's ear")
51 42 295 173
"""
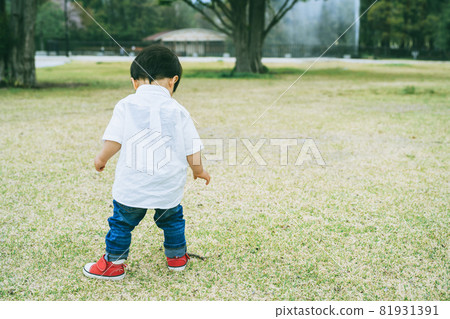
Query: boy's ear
169 75 179 91
131 77 139 90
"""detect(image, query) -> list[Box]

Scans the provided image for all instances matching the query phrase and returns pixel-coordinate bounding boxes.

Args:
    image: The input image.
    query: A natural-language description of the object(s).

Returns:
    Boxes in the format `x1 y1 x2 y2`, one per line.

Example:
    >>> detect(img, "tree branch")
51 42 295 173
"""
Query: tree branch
181 0 232 36
267 0 276 18
264 0 300 38
209 1 233 30
212 0 232 21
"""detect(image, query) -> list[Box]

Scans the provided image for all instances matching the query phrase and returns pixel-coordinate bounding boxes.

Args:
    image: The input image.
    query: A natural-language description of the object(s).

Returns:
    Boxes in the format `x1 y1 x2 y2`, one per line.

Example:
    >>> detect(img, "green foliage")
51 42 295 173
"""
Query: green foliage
402 85 415 95
361 0 450 51
434 1 450 51
0 0 8 57
69 0 200 41
35 1 65 49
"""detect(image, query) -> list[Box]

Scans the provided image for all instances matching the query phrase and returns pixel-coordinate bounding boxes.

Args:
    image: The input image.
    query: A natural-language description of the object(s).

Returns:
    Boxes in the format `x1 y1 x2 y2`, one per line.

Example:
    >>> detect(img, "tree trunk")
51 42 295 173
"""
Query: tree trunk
0 0 8 85
231 0 252 73
233 29 252 73
231 0 267 74
8 0 37 87
248 0 267 73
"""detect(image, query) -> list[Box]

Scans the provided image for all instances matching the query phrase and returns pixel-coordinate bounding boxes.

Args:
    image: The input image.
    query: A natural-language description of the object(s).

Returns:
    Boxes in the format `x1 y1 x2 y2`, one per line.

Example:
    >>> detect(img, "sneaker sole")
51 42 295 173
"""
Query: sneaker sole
83 267 125 281
168 259 189 272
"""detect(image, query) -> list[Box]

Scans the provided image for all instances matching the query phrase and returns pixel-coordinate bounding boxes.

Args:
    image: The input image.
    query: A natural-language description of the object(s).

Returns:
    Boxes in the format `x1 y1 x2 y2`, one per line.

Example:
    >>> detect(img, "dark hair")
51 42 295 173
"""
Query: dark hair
130 45 182 92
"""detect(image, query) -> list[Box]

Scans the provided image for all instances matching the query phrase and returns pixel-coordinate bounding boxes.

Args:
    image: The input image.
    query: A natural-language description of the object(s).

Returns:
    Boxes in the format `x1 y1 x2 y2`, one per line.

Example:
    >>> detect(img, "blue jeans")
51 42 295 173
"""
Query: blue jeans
105 200 186 261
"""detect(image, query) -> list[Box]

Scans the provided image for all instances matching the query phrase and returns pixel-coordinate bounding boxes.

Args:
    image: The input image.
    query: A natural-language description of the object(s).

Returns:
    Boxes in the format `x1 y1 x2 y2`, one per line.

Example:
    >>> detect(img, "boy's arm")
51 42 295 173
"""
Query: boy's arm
94 140 121 172
186 151 210 185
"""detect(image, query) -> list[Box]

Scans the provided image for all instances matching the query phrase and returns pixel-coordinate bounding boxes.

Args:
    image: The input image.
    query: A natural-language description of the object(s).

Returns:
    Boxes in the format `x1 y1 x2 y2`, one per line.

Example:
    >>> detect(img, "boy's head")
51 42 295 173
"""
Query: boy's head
130 45 182 93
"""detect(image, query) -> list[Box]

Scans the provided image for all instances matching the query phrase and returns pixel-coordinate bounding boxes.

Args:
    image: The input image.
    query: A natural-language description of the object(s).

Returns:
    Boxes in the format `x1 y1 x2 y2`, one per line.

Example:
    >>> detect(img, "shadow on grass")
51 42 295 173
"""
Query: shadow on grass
34 82 90 89
182 67 415 80
183 67 302 79
0 82 91 90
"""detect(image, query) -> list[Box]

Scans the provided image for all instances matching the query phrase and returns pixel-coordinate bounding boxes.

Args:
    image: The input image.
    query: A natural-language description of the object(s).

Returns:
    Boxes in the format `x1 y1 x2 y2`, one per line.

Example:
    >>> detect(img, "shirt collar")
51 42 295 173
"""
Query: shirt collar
136 84 171 97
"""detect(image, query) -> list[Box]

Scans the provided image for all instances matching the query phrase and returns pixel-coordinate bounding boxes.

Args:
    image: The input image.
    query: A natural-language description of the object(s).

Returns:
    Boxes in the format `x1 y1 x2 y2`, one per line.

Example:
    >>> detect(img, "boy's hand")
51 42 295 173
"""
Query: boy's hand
94 141 121 172
94 155 107 172
194 170 210 185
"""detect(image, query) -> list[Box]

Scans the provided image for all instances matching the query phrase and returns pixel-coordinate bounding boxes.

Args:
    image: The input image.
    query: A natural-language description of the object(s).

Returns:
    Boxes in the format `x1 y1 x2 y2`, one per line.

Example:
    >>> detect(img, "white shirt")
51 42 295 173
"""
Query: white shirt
102 84 203 209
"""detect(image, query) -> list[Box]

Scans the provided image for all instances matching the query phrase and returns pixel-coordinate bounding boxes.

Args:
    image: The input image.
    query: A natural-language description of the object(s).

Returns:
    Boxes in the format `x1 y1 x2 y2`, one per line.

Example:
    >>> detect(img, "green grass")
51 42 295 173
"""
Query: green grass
0 60 449 300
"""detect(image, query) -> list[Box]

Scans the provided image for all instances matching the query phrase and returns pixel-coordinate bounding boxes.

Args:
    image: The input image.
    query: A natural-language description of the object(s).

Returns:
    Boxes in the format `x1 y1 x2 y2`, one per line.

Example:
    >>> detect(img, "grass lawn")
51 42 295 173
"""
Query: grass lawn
0 60 448 300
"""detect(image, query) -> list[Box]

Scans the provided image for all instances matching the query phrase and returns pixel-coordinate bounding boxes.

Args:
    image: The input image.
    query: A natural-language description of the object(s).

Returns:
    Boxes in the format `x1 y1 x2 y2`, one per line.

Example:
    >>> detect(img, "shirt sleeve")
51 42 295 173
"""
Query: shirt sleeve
182 113 203 156
102 102 125 144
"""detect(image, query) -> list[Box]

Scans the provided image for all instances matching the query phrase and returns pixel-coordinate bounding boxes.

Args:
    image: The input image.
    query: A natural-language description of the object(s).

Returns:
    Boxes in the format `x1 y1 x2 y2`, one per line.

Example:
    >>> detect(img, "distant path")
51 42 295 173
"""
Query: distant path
35 55 449 68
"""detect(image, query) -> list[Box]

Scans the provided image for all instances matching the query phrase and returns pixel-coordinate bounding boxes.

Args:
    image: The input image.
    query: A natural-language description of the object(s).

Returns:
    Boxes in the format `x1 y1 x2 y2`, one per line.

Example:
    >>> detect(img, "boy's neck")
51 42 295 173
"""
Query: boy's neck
133 78 173 96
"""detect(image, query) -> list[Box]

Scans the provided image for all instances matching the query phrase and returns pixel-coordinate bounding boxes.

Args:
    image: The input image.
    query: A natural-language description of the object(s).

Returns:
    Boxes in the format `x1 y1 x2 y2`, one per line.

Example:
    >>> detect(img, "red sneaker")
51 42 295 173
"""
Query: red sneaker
167 253 190 271
83 255 126 280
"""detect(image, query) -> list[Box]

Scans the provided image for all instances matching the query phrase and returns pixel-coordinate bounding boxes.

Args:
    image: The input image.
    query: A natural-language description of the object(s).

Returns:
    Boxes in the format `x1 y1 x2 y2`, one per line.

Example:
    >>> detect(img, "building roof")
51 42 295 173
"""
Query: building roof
143 28 227 42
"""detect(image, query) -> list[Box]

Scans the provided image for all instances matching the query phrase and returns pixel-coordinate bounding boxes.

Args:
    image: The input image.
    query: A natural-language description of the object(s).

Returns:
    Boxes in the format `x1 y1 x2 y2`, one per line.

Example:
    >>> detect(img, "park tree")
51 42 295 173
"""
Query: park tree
0 0 38 87
161 0 305 73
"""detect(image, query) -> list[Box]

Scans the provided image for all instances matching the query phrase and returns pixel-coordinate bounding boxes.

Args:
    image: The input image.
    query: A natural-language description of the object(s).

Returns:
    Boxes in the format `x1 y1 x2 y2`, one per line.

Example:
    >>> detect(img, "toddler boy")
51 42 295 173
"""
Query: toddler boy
83 45 210 280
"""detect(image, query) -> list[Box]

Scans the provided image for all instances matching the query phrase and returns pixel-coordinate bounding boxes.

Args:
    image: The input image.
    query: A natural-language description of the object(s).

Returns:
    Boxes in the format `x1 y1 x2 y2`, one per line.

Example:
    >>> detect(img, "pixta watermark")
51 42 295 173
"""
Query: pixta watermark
194 138 326 167
126 134 326 175
126 129 172 175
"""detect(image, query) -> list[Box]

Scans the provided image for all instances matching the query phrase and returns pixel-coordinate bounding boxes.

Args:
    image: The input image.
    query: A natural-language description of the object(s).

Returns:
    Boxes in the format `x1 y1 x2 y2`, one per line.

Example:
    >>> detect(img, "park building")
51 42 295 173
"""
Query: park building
143 28 228 57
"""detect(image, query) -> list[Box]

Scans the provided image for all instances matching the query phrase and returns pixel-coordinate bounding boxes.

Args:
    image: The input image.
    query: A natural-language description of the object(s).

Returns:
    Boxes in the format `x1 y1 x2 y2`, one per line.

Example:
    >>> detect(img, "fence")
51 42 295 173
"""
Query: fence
358 46 448 60
42 40 448 60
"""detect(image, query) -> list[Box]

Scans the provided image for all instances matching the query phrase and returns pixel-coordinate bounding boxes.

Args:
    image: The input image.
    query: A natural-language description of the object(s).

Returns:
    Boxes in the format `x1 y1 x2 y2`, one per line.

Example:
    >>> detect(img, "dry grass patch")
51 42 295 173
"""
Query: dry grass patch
0 61 448 300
